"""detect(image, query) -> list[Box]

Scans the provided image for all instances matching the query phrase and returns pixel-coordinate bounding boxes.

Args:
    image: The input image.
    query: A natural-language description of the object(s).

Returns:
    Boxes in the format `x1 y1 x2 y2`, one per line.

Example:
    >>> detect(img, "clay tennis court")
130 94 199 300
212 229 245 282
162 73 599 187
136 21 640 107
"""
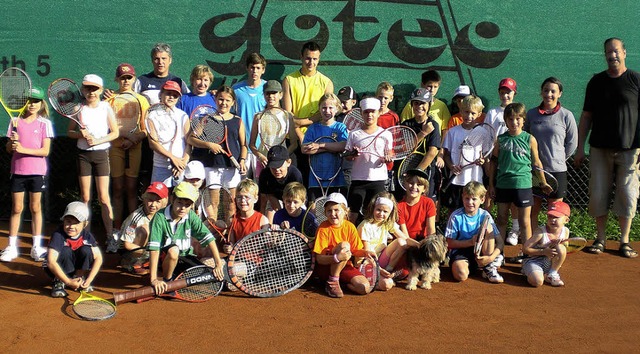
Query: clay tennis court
0 222 638 353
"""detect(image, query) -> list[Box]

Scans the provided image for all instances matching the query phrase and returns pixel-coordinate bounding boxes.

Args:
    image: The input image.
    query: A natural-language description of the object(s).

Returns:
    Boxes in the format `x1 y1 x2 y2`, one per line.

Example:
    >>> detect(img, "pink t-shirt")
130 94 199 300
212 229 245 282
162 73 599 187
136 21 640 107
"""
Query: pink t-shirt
6 116 54 175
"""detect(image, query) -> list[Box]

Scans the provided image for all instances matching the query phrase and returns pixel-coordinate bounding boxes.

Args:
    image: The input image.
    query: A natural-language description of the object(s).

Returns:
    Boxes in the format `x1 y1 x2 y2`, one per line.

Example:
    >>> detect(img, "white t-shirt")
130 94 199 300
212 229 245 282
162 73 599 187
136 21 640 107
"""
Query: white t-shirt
345 127 392 181
485 106 507 138
151 106 189 169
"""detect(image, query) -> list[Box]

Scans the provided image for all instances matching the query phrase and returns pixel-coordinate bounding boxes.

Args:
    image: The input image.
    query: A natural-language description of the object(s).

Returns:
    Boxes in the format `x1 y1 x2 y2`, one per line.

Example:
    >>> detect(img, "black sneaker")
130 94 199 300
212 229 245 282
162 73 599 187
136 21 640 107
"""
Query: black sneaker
51 280 68 298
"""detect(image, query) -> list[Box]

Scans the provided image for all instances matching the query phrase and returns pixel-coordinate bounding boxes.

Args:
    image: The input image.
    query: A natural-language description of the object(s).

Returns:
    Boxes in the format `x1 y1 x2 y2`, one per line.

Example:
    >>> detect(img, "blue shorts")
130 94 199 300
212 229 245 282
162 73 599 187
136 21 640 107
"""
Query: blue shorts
449 246 478 271
11 175 46 193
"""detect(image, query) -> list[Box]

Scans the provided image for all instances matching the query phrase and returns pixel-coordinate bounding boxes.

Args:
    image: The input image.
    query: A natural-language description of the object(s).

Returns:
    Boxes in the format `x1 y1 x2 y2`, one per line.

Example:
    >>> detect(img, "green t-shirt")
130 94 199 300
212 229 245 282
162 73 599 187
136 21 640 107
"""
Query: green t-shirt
496 131 532 189
148 207 215 256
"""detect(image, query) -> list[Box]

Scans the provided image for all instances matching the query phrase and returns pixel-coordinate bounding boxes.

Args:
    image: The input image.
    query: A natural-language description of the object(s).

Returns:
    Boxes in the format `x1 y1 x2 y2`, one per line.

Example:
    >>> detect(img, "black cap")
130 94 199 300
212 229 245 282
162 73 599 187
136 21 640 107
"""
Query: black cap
403 168 430 180
267 145 289 168
337 86 356 101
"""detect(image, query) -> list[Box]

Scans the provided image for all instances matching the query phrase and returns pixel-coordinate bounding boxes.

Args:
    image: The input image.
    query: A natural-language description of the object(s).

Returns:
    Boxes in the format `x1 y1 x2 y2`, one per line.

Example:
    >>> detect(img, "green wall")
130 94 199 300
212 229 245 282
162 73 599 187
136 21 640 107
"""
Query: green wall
1 0 639 134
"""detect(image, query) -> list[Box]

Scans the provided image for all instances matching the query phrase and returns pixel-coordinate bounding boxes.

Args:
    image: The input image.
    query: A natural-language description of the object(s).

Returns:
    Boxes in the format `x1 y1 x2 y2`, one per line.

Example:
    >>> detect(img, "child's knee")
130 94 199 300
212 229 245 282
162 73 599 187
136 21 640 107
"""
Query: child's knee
451 261 469 282
378 278 394 291
350 277 371 295
527 273 544 287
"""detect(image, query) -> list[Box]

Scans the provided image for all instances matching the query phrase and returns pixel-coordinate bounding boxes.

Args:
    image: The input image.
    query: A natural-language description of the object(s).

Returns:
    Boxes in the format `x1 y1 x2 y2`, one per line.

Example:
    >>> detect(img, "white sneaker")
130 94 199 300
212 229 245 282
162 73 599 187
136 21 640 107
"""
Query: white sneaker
106 231 120 254
506 230 519 246
0 246 19 262
545 273 565 287
30 247 47 262
483 266 504 283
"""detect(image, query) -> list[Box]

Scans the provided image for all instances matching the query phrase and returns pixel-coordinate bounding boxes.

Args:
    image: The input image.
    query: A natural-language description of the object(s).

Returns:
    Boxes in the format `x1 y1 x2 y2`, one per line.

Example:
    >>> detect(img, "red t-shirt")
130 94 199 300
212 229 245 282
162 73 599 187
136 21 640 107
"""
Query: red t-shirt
231 211 265 243
397 195 436 239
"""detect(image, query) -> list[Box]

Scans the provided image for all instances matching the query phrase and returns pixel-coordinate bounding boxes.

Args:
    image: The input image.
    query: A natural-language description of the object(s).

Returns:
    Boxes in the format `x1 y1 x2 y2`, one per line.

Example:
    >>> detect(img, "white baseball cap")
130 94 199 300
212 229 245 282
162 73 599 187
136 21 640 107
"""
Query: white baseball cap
325 192 348 207
184 161 205 180
61 201 89 222
82 74 104 88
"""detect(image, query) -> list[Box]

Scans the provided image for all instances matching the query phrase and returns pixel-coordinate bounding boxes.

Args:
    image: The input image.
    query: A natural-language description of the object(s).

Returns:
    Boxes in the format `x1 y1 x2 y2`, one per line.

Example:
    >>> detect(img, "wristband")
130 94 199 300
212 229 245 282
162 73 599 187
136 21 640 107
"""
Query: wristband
333 253 340 263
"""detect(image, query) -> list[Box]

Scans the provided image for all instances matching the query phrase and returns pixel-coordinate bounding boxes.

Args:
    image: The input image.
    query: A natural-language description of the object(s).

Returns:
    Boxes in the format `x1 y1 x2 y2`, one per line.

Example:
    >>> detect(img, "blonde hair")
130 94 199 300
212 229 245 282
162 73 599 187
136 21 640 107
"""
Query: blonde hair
318 92 343 115
190 65 214 85
376 81 394 95
364 191 398 231
20 99 49 118
460 95 484 113
462 181 487 198
237 179 259 198
282 182 306 202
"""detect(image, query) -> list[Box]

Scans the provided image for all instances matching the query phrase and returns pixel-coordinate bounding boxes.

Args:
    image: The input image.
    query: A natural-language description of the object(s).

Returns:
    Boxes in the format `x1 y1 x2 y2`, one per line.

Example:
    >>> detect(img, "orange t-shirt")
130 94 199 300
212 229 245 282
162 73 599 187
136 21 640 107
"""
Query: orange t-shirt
313 220 363 255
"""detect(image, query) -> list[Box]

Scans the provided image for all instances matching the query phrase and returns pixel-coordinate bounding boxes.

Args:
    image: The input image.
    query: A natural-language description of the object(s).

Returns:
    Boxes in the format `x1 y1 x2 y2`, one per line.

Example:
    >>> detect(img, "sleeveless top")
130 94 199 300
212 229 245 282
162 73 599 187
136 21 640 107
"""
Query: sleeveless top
496 131 532 189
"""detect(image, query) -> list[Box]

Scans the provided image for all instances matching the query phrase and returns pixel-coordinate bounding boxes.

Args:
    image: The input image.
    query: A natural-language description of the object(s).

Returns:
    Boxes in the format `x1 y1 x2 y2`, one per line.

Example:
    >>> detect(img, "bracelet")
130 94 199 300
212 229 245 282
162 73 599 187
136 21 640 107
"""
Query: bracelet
333 253 340 263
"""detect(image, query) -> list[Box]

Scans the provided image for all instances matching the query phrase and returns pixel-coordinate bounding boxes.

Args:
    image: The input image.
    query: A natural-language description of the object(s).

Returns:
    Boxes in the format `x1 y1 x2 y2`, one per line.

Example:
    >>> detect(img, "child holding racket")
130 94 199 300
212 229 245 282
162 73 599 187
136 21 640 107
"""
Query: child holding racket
488 103 553 259
522 201 572 287
345 97 391 223
147 81 191 185
108 63 150 234
148 182 225 295
302 92 348 201
273 182 318 239
228 179 269 244
313 193 376 298
445 182 503 283
524 77 577 228
176 64 217 116
358 191 409 290
1 87 53 262
46 202 103 297
67 74 119 247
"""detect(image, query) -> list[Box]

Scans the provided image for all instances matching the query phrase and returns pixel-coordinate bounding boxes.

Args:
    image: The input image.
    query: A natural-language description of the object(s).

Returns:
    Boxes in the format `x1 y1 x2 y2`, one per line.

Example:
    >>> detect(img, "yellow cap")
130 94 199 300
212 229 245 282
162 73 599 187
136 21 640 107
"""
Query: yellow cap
173 182 199 203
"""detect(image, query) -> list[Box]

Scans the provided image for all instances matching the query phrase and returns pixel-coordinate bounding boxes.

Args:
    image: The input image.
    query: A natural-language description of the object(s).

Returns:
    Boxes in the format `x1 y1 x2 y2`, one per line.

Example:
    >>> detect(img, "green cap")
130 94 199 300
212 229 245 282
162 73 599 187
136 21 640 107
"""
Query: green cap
28 86 46 100
173 182 199 203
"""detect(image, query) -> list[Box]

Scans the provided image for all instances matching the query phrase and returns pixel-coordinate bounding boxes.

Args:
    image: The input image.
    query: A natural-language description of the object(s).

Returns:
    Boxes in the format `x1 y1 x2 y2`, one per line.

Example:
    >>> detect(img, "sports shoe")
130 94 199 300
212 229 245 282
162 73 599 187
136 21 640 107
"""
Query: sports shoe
325 280 344 298
482 266 504 283
506 230 519 246
0 246 18 262
545 273 565 287
30 246 47 262
105 231 120 254
51 279 68 298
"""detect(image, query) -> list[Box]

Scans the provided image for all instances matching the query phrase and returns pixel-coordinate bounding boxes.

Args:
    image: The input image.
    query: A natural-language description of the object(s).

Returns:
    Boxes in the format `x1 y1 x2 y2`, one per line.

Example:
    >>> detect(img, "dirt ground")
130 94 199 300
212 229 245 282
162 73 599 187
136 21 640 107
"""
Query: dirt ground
0 222 638 354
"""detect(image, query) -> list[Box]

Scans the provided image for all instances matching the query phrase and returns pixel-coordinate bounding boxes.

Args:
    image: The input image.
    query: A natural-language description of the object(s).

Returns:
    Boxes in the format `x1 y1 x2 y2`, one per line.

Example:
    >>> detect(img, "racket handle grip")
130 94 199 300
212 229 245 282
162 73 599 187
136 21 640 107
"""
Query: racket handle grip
340 150 357 158
230 156 242 170
113 278 188 304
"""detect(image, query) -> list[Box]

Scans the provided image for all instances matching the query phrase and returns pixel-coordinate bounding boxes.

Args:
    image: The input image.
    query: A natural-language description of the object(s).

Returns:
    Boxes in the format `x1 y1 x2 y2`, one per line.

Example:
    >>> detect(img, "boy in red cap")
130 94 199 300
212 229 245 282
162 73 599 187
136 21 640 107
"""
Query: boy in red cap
522 201 572 287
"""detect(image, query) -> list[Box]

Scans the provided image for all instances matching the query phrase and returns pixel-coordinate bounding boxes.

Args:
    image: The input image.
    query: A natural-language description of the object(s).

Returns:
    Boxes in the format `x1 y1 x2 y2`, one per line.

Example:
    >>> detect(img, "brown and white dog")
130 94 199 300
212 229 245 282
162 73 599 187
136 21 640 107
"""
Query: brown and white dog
405 234 448 290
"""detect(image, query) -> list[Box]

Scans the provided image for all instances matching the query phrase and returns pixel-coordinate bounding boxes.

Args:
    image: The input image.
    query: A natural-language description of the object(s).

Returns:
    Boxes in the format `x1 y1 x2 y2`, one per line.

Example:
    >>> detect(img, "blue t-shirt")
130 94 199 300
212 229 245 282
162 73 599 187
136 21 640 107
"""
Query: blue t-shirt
232 80 266 144
445 208 496 242
302 121 348 188
177 92 217 117
273 208 318 240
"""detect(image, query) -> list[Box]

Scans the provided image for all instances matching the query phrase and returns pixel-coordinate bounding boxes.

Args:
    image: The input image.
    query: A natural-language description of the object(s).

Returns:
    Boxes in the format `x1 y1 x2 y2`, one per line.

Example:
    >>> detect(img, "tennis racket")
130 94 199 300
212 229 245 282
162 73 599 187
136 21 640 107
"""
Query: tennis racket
343 108 364 131
226 228 314 298
342 125 418 161
258 107 289 151
113 265 223 304
442 123 495 191
73 291 117 321
532 167 558 198
358 257 380 293
398 150 426 190
200 183 235 254
146 103 177 145
190 104 241 170
309 135 342 197
544 237 587 254
110 92 142 168
0 67 31 130
300 206 319 242
48 78 84 127
474 214 491 258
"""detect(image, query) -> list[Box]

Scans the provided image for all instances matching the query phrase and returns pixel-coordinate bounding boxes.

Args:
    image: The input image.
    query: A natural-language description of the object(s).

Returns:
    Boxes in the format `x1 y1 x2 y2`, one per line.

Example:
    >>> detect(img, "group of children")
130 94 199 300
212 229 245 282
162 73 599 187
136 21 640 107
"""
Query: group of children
1 45 579 297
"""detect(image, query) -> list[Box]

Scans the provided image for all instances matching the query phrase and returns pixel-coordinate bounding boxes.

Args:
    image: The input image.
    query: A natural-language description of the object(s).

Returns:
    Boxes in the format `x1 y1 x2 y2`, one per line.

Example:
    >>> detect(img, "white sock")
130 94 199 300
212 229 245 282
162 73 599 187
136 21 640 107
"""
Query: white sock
511 220 519 231
8 236 18 247
32 235 42 248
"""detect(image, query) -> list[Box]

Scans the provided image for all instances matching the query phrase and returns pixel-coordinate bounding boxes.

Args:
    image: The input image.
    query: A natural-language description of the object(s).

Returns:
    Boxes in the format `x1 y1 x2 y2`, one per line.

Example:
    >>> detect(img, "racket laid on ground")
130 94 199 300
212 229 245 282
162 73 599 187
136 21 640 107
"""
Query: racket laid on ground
474 214 491 258
111 92 142 168
48 78 84 127
342 125 418 161
544 237 587 254
358 257 380 294
532 167 558 198
73 291 117 321
200 183 235 254
258 107 289 151
442 123 495 191
398 150 427 190
113 265 223 304
227 228 314 297
0 67 31 129
190 104 241 170
343 108 364 131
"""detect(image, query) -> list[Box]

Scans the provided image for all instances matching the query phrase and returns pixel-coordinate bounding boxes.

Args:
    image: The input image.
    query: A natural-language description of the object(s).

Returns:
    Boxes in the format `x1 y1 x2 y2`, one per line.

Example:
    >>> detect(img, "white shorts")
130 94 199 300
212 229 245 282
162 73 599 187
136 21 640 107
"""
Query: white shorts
521 256 551 277
205 167 241 189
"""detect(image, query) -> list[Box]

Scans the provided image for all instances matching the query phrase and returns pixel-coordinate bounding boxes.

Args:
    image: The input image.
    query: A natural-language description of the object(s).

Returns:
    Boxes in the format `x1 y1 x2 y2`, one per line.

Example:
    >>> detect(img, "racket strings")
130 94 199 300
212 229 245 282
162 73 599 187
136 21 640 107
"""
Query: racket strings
49 81 82 115
112 96 140 132
343 109 363 131
73 299 116 320
197 116 226 143
0 71 30 109
465 125 495 153
387 127 418 158
147 106 176 143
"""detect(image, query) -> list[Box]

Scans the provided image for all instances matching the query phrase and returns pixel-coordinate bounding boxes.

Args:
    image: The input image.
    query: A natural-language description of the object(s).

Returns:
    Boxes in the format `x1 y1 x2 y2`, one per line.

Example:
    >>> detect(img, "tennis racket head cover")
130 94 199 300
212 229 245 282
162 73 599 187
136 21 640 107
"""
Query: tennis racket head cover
0 67 31 112
72 291 116 321
226 228 314 298
146 103 177 143
48 78 83 117
111 92 141 133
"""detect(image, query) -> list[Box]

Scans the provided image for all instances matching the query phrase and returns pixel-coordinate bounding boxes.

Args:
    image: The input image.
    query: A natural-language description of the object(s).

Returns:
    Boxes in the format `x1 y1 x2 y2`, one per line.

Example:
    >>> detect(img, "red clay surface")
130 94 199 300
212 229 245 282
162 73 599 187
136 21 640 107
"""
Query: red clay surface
1 222 638 353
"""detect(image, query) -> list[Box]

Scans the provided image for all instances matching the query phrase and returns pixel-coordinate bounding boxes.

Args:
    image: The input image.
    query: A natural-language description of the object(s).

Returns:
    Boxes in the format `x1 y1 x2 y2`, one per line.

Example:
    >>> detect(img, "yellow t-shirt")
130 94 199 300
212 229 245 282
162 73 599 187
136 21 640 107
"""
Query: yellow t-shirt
401 98 451 132
285 70 331 135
